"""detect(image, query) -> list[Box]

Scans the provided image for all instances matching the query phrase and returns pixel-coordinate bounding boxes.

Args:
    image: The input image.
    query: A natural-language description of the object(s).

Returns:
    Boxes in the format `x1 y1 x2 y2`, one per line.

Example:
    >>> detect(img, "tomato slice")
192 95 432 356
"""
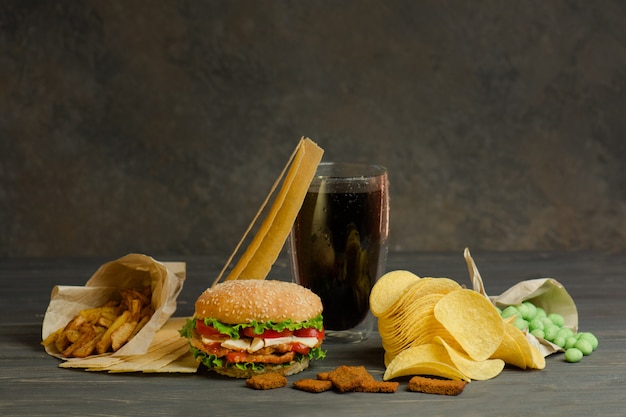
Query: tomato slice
294 327 325 340
225 351 249 363
289 342 311 355
196 319 229 338
241 327 293 339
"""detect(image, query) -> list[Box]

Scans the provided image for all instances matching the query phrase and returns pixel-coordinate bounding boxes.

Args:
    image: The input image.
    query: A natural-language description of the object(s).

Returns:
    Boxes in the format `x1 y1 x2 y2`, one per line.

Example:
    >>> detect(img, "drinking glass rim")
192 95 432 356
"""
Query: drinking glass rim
314 162 387 180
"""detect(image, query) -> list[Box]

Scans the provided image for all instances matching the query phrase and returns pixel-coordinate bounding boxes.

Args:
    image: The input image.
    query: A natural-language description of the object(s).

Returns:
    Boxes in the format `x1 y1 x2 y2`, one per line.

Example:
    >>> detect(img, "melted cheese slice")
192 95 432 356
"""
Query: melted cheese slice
263 336 319 348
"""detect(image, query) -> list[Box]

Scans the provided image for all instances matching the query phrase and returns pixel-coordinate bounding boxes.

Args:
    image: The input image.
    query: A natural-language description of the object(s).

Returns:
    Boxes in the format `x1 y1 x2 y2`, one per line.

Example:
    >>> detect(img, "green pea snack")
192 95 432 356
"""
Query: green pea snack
464 248 593 364
565 348 583 363
497 300 597 363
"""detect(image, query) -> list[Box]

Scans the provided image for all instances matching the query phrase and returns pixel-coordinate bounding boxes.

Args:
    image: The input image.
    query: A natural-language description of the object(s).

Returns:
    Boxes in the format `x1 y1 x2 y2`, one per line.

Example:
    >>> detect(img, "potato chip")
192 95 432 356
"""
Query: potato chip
433 288 504 361
370 270 421 316
371 264 549 385
378 277 462 319
383 344 470 382
434 336 505 380
528 341 546 370
490 324 528 369
378 294 447 364
375 277 467 366
381 315 448 353
496 320 546 370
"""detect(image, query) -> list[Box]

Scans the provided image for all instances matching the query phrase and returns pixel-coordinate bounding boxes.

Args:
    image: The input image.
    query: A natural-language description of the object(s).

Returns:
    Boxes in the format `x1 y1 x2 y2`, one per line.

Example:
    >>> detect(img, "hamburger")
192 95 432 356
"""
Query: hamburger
180 279 326 378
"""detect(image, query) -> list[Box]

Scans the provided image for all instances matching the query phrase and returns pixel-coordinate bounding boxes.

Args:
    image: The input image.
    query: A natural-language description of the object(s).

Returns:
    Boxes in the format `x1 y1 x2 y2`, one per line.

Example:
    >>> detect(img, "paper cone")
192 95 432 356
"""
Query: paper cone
42 253 186 359
464 248 578 356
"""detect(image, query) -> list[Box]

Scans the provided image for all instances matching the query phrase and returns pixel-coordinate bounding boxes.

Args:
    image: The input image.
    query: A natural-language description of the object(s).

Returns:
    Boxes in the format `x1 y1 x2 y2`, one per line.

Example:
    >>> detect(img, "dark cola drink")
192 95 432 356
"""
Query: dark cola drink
291 166 388 336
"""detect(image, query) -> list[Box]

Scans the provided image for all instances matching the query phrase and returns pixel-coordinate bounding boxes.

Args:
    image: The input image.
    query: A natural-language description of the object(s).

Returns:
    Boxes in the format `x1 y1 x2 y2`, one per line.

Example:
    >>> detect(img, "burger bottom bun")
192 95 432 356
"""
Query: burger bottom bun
213 357 310 379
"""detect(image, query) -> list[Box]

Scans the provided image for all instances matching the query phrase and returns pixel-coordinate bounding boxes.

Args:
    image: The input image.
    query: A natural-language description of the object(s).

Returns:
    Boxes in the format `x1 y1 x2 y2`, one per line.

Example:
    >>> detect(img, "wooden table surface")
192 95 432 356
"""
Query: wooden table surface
1 251 624 417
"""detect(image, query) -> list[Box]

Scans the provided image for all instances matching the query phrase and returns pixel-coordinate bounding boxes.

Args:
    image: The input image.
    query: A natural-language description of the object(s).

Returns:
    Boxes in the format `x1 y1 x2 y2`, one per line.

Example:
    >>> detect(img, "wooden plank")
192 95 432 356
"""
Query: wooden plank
1 252 625 416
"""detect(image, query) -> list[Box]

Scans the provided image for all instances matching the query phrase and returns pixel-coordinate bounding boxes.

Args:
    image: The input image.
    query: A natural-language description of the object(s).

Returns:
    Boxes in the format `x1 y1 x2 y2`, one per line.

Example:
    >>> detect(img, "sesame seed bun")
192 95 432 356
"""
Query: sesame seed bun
195 279 323 324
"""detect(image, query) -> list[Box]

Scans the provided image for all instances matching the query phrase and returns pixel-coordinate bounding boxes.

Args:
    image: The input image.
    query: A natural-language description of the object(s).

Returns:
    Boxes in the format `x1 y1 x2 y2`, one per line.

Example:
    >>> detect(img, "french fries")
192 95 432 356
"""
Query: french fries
42 286 154 358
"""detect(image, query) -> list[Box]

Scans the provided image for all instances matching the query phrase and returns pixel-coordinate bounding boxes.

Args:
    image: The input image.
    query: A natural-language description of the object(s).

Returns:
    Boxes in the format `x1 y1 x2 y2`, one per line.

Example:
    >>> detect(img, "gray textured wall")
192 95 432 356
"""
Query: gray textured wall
1 0 625 258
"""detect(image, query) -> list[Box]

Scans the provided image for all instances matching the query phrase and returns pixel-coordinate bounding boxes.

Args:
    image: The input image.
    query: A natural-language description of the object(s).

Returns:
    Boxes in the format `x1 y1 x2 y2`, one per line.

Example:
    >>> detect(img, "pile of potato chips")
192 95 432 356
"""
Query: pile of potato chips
370 270 545 382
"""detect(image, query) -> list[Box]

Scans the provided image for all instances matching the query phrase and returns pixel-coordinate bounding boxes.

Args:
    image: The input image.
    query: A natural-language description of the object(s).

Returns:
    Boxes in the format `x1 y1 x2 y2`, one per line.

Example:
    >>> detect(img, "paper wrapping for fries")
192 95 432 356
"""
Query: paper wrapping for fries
464 248 578 357
42 253 186 359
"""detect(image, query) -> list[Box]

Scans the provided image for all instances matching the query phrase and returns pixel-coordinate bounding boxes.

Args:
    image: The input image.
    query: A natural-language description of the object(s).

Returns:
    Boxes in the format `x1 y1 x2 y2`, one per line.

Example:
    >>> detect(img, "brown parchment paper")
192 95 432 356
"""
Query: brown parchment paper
464 248 578 357
41 253 186 359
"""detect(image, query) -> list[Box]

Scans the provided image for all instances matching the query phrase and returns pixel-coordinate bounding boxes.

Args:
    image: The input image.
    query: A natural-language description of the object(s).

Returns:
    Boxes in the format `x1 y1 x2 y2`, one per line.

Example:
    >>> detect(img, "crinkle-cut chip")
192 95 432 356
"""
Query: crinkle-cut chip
370 270 421 316
383 344 470 382
434 336 505 381
379 277 462 319
433 288 504 361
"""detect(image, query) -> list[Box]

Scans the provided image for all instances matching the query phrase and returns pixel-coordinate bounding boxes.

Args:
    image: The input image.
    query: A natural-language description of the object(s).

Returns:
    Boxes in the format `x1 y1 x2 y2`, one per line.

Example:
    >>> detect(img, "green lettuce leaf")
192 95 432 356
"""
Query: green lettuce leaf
179 318 196 339
189 344 326 372
189 345 224 369
179 314 325 340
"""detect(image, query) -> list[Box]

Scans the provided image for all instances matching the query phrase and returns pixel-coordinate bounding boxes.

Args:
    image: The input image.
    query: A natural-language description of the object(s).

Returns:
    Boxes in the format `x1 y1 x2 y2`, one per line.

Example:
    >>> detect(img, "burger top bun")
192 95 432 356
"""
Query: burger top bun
195 280 323 324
